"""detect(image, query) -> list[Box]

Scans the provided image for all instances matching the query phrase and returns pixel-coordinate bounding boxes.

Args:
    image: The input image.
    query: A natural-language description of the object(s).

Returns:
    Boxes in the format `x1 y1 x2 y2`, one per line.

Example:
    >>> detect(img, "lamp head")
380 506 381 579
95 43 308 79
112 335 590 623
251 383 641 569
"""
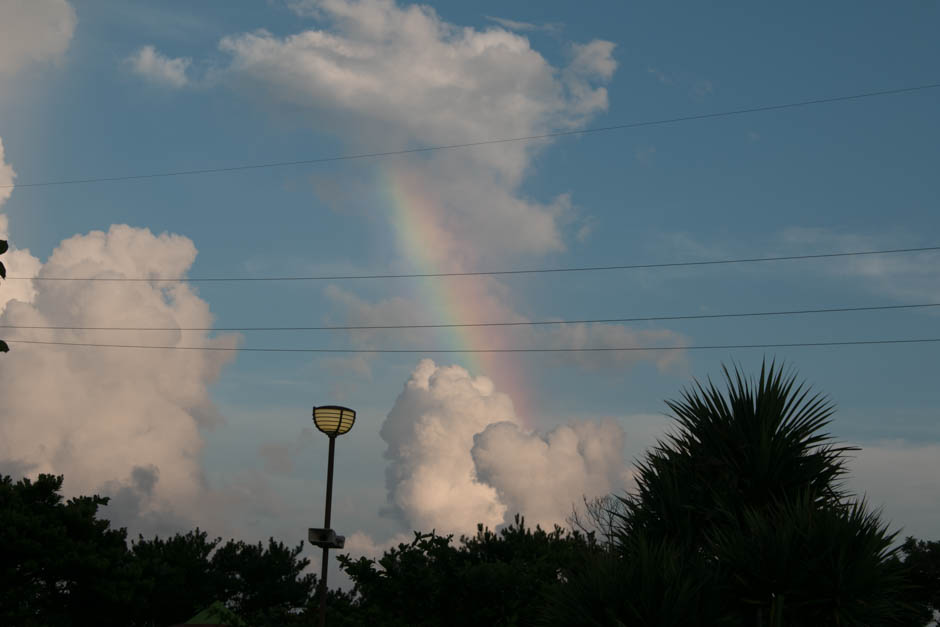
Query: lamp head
313 405 356 437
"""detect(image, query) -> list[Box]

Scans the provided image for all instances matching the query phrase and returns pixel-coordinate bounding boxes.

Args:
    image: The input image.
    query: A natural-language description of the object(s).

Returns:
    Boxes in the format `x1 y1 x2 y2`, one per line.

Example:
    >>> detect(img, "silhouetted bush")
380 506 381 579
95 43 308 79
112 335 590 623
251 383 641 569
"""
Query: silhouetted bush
334 515 599 626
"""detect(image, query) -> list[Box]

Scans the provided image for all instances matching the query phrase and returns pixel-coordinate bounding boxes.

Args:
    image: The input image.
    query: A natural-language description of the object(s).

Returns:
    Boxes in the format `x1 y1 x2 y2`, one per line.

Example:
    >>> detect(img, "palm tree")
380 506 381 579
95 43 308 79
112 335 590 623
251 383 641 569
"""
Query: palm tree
622 361 854 550
545 361 919 626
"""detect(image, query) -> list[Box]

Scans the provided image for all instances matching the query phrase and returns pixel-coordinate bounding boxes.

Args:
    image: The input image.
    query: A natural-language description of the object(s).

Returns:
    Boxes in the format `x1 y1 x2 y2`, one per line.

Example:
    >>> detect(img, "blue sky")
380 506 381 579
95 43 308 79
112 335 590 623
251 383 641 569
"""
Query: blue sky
1 0 938 563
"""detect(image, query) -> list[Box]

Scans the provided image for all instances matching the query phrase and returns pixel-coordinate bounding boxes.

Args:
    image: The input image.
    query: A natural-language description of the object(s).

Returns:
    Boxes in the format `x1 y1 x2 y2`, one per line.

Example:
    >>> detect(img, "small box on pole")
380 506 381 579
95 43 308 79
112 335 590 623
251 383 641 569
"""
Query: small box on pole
309 527 346 549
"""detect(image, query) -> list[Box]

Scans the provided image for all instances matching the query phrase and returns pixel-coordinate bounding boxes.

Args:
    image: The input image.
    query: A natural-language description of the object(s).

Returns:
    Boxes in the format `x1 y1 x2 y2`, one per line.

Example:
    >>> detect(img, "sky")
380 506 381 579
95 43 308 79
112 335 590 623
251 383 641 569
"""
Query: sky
0 0 939 577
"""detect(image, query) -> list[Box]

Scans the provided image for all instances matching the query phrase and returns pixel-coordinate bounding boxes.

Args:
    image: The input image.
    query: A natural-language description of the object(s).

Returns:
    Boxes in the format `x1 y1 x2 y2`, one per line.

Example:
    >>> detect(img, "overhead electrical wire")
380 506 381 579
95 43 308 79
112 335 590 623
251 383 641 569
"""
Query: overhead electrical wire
1 301 937 332
6 245 939 282
5 338 940 353
5 82 939 190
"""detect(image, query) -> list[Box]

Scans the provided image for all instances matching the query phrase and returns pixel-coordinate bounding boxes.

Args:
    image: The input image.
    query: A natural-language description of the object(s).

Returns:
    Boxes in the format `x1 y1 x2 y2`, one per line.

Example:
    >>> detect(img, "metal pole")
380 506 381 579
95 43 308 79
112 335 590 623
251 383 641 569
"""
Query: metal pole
318 435 336 627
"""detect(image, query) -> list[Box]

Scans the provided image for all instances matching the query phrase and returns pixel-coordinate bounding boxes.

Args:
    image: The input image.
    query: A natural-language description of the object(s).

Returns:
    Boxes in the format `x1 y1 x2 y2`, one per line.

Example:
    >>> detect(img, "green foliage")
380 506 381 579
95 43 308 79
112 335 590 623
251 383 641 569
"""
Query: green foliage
708 494 917 625
211 537 317 624
130 529 223 625
188 600 250 626
546 361 923 626
542 534 729 627
335 515 600 626
897 537 940 624
129 532 317 625
623 362 854 551
0 474 136 626
0 473 320 626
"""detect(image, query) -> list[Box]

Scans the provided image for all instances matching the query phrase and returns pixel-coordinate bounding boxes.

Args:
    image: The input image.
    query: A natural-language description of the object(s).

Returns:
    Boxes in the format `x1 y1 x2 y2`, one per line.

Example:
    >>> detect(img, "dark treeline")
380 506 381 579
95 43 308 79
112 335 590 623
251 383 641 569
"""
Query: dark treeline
2 363 939 626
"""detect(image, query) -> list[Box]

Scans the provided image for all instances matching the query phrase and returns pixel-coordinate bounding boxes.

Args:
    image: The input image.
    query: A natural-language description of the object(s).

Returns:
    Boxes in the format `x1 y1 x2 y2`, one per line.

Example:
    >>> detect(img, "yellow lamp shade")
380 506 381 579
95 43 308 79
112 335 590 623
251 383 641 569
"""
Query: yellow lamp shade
313 405 356 436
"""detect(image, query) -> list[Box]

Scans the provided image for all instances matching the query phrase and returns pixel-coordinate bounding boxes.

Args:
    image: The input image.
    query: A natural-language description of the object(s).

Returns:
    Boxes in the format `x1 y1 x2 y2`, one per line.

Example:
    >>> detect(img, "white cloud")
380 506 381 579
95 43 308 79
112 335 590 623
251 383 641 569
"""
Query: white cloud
0 222 240 537
472 419 631 529
127 45 191 88
343 530 412 559
380 359 517 533
383 158 571 265
218 0 615 263
567 40 617 82
0 0 75 76
377 359 632 535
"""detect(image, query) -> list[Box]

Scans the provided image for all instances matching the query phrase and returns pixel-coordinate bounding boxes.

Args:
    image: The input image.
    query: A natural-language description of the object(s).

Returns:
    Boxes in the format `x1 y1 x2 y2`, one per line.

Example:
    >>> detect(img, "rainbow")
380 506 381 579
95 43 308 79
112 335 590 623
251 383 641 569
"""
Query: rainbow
382 163 535 426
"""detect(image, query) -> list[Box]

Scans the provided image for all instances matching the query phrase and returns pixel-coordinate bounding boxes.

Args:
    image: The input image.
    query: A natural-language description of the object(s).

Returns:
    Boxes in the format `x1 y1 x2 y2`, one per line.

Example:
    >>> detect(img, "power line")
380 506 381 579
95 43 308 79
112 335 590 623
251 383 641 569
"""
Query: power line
6 82 939 190
7 245 939 282
6 337 940 353
2 302 937 332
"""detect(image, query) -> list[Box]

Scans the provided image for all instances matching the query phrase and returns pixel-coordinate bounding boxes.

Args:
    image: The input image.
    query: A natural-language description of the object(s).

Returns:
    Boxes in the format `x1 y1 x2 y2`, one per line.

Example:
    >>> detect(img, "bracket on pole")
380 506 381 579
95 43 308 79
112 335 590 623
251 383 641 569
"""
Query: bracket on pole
309 528 346 549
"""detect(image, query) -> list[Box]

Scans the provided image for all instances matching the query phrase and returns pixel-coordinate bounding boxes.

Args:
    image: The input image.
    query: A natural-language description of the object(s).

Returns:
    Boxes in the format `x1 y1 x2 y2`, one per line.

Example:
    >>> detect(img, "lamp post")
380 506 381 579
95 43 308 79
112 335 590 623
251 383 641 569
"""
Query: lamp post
309 405 356 627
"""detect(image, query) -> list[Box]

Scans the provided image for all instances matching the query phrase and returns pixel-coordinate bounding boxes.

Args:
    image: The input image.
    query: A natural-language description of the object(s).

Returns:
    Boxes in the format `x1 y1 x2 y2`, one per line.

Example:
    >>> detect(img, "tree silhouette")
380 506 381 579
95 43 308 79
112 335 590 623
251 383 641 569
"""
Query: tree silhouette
210 537 317 624
129 529 222 626
0 474 135 626
545 361 922 626
336 515 599 626
896 537 940 624
0 473 324 626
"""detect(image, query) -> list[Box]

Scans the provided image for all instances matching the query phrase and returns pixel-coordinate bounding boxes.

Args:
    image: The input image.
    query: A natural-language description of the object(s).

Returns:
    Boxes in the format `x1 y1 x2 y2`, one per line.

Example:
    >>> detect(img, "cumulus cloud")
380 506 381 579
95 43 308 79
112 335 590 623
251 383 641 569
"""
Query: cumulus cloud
0 221 240 537
0 0 75 76
343 530 412 559
218 0 615 264
381 359 517 533
472 420 631 529
378 359 631 535
126 45 192 87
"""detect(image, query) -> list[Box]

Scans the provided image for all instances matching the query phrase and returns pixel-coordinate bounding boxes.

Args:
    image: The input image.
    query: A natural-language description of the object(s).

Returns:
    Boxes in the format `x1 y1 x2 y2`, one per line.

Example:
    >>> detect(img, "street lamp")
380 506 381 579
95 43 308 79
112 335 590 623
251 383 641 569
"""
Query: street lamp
309 405 356 627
